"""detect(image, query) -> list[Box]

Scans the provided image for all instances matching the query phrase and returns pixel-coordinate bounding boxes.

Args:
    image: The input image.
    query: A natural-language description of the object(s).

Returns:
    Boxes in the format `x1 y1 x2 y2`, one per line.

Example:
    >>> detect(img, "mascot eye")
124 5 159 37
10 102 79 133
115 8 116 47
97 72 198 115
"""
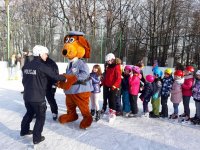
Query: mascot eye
65 38 69 43
69 37 74 43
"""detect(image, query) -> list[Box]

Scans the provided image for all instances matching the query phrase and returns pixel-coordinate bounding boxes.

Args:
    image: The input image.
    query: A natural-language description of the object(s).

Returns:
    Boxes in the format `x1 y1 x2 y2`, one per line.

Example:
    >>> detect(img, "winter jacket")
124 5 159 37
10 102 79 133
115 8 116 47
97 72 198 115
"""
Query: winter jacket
45 57 59 88
64 58 94 94
161 75 174 97
152 78 162 99
102 64 121 88
171 78 184 104
129 74 141 95
22 57 66 103
90 72 101 93
182 75 194 96
192 79 200 101
140 82 153 102
121 73 130 91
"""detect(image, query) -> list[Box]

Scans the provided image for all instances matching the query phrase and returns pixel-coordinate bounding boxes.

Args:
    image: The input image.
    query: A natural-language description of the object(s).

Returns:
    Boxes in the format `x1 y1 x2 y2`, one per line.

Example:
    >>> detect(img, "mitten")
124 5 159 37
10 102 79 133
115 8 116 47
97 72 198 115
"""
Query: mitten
152 92 158 99
57 74 78 90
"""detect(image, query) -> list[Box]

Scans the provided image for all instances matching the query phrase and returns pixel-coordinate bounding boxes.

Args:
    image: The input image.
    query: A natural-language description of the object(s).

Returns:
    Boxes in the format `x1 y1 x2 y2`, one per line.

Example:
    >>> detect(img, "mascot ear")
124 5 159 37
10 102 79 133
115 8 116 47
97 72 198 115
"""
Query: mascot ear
78 36 91 58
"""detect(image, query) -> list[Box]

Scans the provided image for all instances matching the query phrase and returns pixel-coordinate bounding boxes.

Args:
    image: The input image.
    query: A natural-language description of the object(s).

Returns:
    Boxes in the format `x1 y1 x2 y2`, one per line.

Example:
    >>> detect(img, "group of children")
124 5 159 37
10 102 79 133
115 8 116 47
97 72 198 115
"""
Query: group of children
88 53 200 125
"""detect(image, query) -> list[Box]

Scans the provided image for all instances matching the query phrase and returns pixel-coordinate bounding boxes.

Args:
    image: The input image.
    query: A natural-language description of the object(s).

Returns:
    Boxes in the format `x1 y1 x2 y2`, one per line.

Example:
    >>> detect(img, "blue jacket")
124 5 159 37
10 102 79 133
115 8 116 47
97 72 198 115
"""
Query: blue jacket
161 75 174 97
64 59 93 94
90 72 101 93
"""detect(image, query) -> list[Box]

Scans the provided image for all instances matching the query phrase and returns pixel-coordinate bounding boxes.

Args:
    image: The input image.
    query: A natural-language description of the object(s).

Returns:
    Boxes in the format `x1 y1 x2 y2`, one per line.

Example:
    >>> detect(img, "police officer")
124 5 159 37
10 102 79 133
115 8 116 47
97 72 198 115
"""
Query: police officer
20 45 66 144
45 57 59 120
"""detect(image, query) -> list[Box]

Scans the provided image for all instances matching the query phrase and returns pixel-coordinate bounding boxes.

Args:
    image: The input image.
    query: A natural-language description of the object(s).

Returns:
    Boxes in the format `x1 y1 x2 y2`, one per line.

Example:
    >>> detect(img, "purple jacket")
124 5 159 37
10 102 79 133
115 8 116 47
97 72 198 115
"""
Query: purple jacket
192 79 200 101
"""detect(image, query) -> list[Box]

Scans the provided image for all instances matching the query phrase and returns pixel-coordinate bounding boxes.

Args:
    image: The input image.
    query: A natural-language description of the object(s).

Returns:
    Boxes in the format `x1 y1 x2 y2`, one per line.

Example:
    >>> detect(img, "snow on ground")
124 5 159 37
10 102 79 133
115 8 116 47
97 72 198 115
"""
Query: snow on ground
0 80 200 150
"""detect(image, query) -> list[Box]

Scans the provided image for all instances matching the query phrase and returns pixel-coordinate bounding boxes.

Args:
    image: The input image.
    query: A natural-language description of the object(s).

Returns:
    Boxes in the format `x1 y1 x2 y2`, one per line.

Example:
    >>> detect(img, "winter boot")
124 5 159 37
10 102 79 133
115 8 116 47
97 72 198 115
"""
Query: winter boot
52 113 58 121
109 109 116 123
95 110 101 122
90 109 95 117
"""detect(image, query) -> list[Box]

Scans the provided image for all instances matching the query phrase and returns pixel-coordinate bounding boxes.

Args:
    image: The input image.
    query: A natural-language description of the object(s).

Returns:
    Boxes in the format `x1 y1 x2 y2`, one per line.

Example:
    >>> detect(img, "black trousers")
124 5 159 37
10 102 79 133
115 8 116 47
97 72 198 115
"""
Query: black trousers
129 95 138 114
102 86 109 111
46 87 58 114
183 96 191 116
161 95 169 117
104 86 118 111
21 101 47 142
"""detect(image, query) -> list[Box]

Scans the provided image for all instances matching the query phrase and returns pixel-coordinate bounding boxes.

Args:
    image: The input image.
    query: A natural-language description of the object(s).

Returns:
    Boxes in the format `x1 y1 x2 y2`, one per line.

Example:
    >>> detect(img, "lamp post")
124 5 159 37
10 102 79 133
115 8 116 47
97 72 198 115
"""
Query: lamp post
5 0 10 61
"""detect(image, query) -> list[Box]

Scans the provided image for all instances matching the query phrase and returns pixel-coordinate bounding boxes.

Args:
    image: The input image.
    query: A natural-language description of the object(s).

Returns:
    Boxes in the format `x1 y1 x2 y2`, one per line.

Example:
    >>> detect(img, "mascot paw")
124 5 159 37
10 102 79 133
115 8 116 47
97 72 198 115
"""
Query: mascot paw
57 74 78 90
58 114 78 124
79 116 93 129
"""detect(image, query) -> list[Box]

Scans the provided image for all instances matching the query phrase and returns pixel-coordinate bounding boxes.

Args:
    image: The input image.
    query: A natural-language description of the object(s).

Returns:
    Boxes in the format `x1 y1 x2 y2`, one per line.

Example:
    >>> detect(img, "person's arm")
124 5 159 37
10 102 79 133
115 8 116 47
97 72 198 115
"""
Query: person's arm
40 64 66 82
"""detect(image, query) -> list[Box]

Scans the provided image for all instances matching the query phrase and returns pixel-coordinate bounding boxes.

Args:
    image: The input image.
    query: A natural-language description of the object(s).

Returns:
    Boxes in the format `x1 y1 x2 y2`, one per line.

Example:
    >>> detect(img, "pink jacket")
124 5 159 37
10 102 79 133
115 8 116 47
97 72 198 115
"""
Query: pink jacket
129 74 141 96
171 79 184 103
182 75 194 96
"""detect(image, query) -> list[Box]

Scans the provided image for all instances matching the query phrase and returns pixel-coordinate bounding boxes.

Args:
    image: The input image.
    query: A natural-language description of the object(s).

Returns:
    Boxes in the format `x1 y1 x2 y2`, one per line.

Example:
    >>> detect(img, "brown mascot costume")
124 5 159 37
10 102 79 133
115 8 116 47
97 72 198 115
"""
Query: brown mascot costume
57 31 93 129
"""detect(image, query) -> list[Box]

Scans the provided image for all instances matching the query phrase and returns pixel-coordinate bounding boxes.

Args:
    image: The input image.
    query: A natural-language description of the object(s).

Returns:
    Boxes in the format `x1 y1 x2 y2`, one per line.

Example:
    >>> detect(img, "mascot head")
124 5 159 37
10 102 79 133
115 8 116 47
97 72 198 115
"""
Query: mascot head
62 31 91 60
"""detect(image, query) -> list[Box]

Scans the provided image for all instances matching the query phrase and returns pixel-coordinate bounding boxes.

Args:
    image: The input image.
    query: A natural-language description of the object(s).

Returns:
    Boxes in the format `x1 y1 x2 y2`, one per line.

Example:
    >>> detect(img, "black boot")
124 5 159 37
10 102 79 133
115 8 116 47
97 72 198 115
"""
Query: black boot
91 109 95 117
95 110 101 122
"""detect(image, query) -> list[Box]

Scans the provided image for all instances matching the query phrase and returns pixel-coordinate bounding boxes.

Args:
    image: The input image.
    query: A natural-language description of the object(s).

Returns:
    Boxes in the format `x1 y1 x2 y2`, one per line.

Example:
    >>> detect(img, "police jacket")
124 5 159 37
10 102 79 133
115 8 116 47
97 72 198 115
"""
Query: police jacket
22 57 66 103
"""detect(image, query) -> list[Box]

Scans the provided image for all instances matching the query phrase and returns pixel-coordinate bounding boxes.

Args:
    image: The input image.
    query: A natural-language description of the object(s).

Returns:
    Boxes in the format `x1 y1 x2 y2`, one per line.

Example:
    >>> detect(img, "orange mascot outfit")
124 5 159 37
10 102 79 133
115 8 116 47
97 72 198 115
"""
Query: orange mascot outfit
57 31 93 129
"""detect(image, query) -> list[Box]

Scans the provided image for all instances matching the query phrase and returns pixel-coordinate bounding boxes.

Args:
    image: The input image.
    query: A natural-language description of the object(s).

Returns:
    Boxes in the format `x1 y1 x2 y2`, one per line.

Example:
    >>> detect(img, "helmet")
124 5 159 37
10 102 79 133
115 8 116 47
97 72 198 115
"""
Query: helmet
185 66 194 72
165 68 172 75
132 66 140 74
146 74 155 83
105 53 115 61
153 67 163 78
174 70 184 77
124 65 132 72
196 70 200 75
33 45 49 56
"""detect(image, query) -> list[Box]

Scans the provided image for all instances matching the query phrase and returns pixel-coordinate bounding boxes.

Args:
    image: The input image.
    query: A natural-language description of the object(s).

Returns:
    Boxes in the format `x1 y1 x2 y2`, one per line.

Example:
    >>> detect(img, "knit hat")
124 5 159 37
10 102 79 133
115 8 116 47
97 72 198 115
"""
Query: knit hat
33 45 49 56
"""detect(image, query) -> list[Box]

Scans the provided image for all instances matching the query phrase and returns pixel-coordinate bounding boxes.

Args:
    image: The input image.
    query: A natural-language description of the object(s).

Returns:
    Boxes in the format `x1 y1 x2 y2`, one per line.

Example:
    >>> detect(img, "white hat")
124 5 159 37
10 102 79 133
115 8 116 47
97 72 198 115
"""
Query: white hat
105 53 115 61
196 70 200 75
33 45 49 56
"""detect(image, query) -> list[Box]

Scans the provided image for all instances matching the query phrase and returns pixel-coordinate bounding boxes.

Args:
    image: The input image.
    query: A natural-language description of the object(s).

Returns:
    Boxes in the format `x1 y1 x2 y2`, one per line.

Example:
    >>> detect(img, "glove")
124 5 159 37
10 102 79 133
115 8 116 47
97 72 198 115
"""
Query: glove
153 93 158 99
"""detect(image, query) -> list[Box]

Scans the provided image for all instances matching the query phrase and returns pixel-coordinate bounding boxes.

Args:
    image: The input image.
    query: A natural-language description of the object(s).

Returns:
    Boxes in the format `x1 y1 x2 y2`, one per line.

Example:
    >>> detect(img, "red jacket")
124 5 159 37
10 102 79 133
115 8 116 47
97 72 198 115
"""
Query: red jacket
182 75 194 96
102 64 121 88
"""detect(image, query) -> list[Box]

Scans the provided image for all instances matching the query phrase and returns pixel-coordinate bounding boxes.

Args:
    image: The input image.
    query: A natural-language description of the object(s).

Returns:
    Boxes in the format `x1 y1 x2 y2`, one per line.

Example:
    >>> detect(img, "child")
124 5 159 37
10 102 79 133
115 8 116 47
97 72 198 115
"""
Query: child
191 70 200 124
121 65 132 117
139 74 154 117
149 68 162 118
102 53 122 122
160 68 174 118
181 66 194 121
90 64 102 121
170 70 184 119
128 66 141 117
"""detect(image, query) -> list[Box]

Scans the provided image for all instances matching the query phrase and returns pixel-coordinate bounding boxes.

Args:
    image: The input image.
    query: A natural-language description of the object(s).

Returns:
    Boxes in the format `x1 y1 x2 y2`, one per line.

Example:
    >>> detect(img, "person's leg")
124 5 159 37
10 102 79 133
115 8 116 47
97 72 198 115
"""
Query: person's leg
195 101 200 119
90 93 95 116
20 102 34 135
161 96 168 117
32 101 47 143
102 86 109 111
46 87 58 115
183 96 191 117
122 91 130 113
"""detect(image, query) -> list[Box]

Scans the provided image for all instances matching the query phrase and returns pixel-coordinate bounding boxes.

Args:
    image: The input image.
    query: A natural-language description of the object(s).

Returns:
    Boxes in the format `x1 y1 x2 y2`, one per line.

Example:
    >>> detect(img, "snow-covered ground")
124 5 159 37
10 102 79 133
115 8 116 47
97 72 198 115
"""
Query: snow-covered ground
0 79 200 150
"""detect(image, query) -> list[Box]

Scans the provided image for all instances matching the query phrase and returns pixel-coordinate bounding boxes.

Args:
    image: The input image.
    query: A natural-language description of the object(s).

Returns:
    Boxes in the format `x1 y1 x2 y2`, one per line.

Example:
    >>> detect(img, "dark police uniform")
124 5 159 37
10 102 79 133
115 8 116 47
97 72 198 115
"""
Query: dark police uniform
20 57 66 143
45 57 59 119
